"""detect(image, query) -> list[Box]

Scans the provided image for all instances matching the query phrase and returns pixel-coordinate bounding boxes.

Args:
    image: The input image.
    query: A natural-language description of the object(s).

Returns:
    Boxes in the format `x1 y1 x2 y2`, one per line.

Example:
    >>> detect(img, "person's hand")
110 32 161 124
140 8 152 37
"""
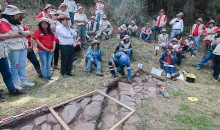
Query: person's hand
50 48 55 53
67 25 71 30
73 44 76 47
28 45 33 52
124 49 128 52
91 58 94 62
128 80 132 84
167 50 171 54
112 61 116 67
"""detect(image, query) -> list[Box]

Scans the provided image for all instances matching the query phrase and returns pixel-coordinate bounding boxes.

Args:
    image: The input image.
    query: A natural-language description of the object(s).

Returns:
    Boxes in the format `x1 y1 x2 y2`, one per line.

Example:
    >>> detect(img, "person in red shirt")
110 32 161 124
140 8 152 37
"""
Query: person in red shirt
33 18 56 82
190 18 207 52
141 23 152 43
36 4 55 21
152 9 167 34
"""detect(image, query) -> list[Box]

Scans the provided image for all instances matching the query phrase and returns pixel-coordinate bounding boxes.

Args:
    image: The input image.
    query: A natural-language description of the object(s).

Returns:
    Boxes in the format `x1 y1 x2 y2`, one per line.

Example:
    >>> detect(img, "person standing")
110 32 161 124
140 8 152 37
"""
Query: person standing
190 18 207 52
169 12 184 43
64 0 77 28
74 6 88 48
36 4 54 21
0 5 35 90
95 0 105 22
152 9 167 34
56 15 77 78
211 35 220 81
33 18 56 82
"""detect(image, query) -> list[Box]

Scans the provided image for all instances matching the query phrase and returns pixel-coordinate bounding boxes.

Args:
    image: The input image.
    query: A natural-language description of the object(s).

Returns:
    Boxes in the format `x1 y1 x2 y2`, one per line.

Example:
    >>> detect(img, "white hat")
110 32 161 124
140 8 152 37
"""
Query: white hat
102 15 107 19
77 6 85 11
158 9 165 14
207 20 216 25
171 38 178 42
197 18 203 23
161 28 167 32
1 5 23 15
38 18 50 25
44 4 54 10
90 16 95 19
59 3 67 9
131 20 135 24
120 24 127 30
187 35 193 39
123 35 130 40
176 12 183 16
49 9 58 15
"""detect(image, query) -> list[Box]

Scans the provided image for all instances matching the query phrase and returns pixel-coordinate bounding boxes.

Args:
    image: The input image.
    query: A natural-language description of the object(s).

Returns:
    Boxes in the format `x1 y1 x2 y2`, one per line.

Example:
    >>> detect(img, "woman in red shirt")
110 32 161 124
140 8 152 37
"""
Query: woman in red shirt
33 18 56 82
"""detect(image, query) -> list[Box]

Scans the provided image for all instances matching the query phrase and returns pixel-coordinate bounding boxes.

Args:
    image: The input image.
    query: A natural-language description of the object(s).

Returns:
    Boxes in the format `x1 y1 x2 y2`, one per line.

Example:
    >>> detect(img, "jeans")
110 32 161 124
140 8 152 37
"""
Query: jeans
27 49 42 76
183 45 194 56
151 26 162 34
125 50 132 58
163 66 175 75
169 29 181 43
60 45 74 75
197 51 213 68
38 50 54 78
141 34 151 41
69 12 75 27
8 49 28 83
176 53 182 65
212 54 220 80
193 36 201 52
0 58 15 92
95 13 103 22
53 44 60 66
128 29 139 38
77 25 87 46
86 58 102 72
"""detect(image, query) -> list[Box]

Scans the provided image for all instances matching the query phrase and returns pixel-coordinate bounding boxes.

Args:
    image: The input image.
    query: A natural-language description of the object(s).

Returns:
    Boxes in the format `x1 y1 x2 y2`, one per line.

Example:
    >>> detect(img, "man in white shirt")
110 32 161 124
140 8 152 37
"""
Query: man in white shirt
97 15 114 40
56 15 77 78
74 6 88 48
64 0 77 28
128 20 139 39
169 12 184 43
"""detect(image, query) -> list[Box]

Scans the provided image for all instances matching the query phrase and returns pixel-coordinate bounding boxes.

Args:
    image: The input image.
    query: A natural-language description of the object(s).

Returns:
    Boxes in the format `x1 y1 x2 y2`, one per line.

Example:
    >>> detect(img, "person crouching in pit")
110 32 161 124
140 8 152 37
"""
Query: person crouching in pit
86 40 103 76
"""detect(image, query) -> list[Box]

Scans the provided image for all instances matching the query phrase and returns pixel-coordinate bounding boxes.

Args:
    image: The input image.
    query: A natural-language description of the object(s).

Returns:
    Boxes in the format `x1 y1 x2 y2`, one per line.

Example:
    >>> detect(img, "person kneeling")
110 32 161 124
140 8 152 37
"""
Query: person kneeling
86 40 103 76
119 35 132 58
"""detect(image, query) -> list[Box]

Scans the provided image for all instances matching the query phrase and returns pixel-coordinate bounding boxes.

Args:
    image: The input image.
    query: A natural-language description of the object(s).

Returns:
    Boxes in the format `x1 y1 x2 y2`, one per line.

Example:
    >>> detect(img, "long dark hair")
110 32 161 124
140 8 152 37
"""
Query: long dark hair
2 15 21 25
38 22 53 36
123 39 129 43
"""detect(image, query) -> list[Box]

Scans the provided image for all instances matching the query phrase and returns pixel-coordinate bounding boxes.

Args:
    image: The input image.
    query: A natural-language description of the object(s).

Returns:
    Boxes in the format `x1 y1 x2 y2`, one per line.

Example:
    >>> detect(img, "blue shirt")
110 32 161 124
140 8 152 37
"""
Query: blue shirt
86 47 102 61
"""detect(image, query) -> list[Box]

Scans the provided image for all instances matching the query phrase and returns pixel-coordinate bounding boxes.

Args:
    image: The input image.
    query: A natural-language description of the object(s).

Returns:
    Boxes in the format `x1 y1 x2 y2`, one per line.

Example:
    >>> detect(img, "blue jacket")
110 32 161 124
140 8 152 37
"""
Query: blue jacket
86 47 102 61
110 52 131 80
159 51 177 66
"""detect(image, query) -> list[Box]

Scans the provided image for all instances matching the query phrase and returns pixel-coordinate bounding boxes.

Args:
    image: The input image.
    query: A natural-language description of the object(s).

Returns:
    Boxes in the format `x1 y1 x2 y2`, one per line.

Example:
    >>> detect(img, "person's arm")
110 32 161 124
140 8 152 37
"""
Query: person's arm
141 28 147 34
51 40 56 53
126 62 132 81
56 26 74 38
109 23 114 31
35 39 50 52
0 33 10 41
86 47 93 59
211 38 220 46
190 26 193 35
7 30 31 38
159 53 165 64
207 28 218 35
99 49 102 61
70 29 77 37
163 16 168 27
169 18 177 25
148 29 152 35
28 37 34 52
119 43 125 52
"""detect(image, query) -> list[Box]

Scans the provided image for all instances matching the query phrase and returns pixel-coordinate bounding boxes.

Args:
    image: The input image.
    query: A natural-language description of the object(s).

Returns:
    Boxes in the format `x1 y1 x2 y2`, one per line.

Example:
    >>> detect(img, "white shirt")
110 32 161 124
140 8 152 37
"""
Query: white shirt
128 25 138 30
100 20 110 30
74 13 88 25
56 24 77 45
64 0 77 13
169 18 184 32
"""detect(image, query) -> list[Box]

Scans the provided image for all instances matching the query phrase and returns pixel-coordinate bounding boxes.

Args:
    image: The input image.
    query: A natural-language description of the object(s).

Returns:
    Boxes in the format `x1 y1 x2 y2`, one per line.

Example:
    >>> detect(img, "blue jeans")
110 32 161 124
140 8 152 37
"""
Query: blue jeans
183 45 194 56
125 50 132 58
86 58 102 72
77 25 87 46
27 50 42 76
8 49 28 83
169 29 181 43
193 36 201 52
95 13 103 22
0 58 16 92
197 51 213 68
163 66 175 75
38 50 54 78
151 26 162 34
69 12 75 27
141 34 151 41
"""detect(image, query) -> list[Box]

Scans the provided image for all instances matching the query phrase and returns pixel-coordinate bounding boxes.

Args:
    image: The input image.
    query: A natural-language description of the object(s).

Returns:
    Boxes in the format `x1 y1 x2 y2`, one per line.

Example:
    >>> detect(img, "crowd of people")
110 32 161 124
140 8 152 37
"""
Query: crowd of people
0 0 219 102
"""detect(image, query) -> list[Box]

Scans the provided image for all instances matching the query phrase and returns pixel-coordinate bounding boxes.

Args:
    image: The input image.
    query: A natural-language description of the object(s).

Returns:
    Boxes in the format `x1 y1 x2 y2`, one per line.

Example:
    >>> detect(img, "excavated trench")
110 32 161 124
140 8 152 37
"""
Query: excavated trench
0 69 164 130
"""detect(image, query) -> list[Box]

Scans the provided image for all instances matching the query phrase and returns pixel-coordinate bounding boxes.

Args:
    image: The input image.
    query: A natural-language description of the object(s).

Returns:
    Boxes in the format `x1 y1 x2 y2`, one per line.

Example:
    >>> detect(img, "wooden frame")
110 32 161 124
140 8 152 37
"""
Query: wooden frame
49 90 135 130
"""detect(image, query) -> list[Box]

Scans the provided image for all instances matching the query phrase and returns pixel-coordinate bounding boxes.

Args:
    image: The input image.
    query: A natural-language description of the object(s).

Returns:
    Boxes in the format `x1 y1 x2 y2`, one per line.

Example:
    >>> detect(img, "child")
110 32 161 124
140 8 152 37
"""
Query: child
182 35 195 57
141 23 152 43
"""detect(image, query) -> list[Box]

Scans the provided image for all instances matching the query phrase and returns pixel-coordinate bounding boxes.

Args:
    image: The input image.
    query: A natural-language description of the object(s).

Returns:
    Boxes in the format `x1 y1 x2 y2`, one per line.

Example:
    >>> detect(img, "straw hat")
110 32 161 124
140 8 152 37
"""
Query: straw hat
90 16 95 19
123 35 130 40
158 9 165 14
197 18 203 23
176 12 183 16
57 15 71 20
59 3 67 9
161 28 167 32
77 6 85 11
131 20 135 24
171 38 178 42
207 20 216 25
120 24 127 30
38 18 50 25
1 5 23 15
44 4 54 10
102 15 107 19
91 40 100 46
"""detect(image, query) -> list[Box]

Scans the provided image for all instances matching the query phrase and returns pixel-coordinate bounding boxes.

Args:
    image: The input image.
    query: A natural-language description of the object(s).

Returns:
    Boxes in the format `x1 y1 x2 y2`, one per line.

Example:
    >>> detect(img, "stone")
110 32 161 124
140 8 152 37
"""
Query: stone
153 78 161 83
148 78 153 82
105 105 118 114
148 87 157 92
34 115 47 126
92 94 105 101
102 114 116 128
108 89 118 97
72 122 95 130
140 75 148 82
118 82 133 91
144 91 157 99
120 109 130 119
19 124 34 130
167 81 180 91
149 75 152 78
156 82 164 87
136 93 144 99
144 82 157 89
131 82 137 86
47 113 58 124
120 90 135 98
41 123 51 130
126 115 141 124
121 95 135 102
135 72 140 76
122 100 136 107
123 125 137 130
61 102 83 124
84 101 102 121
133 77 143 85
136 98 142 106
134 85 144 93
80 97 91 108
143 94 150 99
53 124 61 130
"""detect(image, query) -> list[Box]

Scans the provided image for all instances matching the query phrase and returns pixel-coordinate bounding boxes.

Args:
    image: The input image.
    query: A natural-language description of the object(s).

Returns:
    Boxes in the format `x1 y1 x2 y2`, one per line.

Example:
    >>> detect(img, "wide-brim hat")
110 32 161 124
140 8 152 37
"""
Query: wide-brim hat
91 40 100 46
145 23 150 27
1 5 23 15
44 4 54 10
197 18 203 23
187 35 193 39
161 28 167 32
102 15 107 19
59 3 67 9
49 9 58 15
90 16 95 19
176 12 183 16
158 9 165 14
57 14 71 20
120 24 127 30
171 38 178 42
77 6 85 11
98 0 103 2
131 20 135 24
38 18 50 25
123 35 130 40
207 20 216 25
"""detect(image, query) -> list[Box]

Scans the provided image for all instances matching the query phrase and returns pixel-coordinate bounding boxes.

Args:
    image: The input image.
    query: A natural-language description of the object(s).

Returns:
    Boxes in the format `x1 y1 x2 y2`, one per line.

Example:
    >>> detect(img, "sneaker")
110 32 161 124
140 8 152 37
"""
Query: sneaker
67 72 75 77
87 71 91 76
54 65 60 69
63 74 68 78
192 55 195 57
197 67 201 70
171 73 180 80
9 89 26 96
48 76 54 80
96 71 103 76
0 95 5 102
43 77 49 82
21 81 35 87
14 82 23 90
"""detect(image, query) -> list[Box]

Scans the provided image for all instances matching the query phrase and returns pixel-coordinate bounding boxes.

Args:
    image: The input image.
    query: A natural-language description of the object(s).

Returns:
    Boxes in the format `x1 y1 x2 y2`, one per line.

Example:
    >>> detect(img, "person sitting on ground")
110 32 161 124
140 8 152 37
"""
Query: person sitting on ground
0 5 35 90
95 0 105 22
170 38 182 66
128 20 139 39
74 6 88 48
197 29 220 70
141 23 152 43
159 45 178 79
202 20 218 56
56 15 77 78
86 40 103 76
182 35 195 57
36 4 54 21
118 24 128 40
119 35 132 58
57 3 71 26
98 15 114 40
108 52 132 83
211 33 220 81
152 9 167 34
86 16 99 41
158 28 169 48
